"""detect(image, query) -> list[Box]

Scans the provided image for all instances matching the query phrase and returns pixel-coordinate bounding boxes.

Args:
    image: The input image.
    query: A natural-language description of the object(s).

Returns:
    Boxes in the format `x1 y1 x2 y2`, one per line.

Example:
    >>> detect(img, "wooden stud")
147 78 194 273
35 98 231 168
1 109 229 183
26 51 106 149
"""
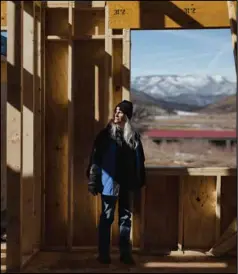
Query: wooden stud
72 39 105 247
40 0 46 249
46 1 105 9
227 1 237 73
22 1 35 256
6 1 23 271
215 176 221 241
45 8 68 37
74 9 105 36
1 1 7 28
104 2 113 124
44 40 69 247
32 0 42 251
44 2 69 245
67 1 74 251
112 39 122 108
1 56 7 214
178 176 184 251
122 29 131 101
140 186 146 251
94 61 100 122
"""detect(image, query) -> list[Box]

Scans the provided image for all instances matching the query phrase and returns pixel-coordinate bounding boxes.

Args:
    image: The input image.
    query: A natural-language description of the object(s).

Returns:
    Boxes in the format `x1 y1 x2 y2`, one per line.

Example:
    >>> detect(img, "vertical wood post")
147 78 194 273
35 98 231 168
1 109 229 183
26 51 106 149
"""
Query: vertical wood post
122 29 131 101
6 1 23 271
104 2 113 124
227 1 237 73
215 176 222 241
67 1 74 251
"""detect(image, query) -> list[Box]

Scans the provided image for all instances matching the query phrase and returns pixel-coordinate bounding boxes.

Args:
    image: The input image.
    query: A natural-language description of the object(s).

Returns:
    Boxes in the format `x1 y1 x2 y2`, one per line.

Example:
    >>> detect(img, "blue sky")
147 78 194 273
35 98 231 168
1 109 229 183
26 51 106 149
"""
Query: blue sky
131 29 236 82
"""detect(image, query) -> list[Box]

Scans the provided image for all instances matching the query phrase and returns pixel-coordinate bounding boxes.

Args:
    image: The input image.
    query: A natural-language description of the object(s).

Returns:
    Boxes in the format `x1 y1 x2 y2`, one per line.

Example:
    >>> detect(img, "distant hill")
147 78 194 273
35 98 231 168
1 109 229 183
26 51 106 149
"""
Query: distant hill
200 94 236 113
131 74 236 112
131 88 203 116
131 89 169 120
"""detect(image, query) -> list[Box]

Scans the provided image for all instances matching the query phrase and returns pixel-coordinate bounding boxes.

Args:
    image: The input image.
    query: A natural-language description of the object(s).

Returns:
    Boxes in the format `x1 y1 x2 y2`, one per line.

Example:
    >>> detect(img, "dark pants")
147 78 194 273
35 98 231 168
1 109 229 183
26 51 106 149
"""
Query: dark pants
98 189 132 258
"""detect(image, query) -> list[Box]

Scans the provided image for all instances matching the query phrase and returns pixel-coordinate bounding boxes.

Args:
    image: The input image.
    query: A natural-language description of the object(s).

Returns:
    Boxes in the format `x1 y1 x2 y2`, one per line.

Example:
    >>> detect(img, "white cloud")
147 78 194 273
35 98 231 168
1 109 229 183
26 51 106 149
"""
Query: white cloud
206 42 231 71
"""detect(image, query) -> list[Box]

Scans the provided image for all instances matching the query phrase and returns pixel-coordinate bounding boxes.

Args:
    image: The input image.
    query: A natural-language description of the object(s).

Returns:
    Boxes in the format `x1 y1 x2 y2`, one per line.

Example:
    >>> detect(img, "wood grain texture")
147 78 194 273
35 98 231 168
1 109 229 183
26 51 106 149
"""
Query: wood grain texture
73 40 105 246
1 1 7 27
45 8 69 36
112 39 122 108
220 176 237 235
1 62 7 212
6 1 23 270
143 175 179 251
183 176 216 249
45 42 68 247
74 10 105 36
108 1 231 29
22 1 35 256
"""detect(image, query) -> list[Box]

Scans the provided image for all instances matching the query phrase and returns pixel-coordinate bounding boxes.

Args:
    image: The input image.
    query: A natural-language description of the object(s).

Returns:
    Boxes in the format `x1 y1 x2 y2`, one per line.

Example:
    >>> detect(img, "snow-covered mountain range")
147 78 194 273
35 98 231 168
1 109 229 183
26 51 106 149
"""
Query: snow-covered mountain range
131 75 236 111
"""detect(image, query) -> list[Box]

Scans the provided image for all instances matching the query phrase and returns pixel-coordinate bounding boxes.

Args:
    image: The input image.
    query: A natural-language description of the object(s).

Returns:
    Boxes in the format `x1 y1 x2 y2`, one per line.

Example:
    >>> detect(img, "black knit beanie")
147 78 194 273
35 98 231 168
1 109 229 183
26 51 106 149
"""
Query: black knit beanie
115 100 133 120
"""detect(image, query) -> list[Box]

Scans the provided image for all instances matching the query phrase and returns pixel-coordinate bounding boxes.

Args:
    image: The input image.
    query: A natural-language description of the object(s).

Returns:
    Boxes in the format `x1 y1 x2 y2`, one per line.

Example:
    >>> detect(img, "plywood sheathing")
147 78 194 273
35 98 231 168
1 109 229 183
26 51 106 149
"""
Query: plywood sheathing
183 176 217 250
221 176 237 236
143 175 179 251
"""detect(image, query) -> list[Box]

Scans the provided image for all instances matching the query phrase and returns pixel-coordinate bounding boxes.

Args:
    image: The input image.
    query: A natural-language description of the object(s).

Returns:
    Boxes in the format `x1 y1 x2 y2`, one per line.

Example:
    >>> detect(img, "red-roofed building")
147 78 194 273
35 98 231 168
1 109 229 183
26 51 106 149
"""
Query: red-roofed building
144 129 237 148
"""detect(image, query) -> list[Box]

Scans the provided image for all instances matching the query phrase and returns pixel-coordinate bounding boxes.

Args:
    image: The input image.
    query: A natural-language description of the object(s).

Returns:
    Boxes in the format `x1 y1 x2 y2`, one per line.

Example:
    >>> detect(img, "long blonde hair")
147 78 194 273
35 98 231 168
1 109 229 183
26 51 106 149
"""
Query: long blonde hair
110 116 138 149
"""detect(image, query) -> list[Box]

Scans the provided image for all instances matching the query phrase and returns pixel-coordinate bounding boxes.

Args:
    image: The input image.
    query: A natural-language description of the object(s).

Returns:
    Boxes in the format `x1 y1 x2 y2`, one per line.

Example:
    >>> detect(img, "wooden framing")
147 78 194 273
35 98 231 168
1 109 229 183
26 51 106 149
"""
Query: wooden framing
6 1 23 271
108 1 235 29
2 1 237 272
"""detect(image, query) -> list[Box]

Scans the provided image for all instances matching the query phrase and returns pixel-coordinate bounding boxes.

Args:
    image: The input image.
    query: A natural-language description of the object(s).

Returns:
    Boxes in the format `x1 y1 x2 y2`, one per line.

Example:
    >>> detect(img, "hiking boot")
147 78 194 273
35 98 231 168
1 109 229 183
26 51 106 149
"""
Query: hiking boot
97 255 111 264
120 254 135 265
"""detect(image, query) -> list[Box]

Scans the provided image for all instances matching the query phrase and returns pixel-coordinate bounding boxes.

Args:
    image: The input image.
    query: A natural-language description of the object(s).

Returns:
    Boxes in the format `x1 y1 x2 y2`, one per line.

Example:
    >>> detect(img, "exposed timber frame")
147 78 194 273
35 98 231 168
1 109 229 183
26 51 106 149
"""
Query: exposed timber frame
2 1 237 272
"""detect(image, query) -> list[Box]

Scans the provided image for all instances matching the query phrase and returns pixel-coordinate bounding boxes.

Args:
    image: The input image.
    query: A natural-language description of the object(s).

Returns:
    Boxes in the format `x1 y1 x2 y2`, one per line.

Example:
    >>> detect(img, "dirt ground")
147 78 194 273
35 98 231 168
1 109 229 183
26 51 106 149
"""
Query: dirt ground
142 137 236 168
137 113 236 131
21 251 237 273
132 112 236 168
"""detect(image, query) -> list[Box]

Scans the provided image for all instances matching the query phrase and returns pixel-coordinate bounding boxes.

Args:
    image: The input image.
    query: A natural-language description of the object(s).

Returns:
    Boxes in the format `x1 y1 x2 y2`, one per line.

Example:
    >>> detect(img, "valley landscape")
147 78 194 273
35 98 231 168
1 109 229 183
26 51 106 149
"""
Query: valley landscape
131 75 236 167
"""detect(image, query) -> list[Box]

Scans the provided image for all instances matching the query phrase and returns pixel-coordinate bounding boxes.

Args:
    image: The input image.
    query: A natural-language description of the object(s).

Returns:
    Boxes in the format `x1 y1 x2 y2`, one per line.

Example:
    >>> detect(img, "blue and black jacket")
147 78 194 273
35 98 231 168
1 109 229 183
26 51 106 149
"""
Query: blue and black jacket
86 123 146 196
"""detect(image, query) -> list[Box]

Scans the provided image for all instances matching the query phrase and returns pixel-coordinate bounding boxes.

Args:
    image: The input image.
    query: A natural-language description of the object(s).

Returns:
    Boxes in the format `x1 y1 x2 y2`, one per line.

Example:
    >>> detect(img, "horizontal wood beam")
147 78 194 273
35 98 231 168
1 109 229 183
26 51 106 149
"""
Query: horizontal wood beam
46 1 105 9
46 35 123 41
108 1 231 29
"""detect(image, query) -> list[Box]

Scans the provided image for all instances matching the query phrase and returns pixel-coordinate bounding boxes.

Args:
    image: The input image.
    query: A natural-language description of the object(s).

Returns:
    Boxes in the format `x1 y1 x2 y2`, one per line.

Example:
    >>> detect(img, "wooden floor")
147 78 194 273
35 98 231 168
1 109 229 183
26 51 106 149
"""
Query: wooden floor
21 250 236 273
